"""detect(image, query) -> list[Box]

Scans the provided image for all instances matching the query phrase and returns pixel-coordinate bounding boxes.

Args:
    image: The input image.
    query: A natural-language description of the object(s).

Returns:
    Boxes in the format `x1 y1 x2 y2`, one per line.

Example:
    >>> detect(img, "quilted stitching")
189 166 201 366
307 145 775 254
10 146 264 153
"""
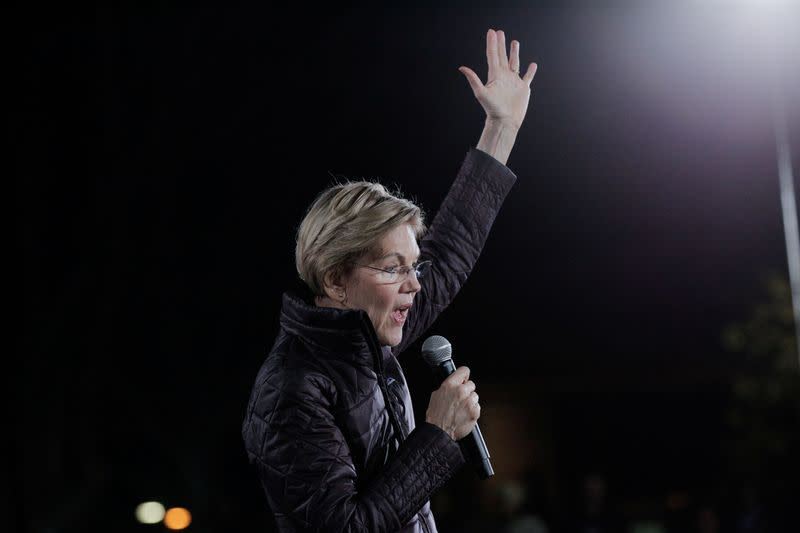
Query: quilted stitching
242 148 516 532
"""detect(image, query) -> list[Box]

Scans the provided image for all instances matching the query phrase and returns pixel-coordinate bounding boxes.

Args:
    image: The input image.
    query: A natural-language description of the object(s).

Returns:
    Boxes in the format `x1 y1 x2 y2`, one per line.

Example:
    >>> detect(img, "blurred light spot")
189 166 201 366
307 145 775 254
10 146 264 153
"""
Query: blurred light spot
135 501 165 524
667 490 690 510
630 522 667 533
164 507 192 530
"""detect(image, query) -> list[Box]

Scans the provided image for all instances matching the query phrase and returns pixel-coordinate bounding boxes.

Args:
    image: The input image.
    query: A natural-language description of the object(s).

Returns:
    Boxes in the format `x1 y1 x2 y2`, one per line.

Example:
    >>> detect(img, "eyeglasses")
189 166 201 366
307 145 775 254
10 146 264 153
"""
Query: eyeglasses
350 259 433 284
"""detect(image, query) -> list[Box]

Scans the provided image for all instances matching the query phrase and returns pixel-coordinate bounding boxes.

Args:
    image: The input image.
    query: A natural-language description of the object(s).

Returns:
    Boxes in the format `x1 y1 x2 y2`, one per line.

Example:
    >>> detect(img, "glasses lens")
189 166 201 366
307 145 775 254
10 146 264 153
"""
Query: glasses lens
379 270 399 283
415 260 432 279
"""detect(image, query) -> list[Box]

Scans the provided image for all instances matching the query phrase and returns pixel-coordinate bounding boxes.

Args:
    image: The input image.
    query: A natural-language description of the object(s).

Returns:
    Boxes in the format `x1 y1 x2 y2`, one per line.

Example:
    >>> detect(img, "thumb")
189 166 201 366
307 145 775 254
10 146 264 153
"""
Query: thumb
446 366 470 385
458 66 484 96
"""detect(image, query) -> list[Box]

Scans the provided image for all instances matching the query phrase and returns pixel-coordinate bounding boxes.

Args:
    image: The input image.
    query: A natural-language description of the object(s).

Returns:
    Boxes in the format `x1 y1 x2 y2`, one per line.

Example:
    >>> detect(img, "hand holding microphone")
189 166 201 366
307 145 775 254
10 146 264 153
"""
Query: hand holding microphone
425 366 480 441
422 335 494 479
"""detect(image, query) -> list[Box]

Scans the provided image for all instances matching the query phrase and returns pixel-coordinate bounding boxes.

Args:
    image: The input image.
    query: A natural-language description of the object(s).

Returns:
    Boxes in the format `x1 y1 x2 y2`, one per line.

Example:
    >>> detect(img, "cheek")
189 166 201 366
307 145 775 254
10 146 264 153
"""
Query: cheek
367 290 396 324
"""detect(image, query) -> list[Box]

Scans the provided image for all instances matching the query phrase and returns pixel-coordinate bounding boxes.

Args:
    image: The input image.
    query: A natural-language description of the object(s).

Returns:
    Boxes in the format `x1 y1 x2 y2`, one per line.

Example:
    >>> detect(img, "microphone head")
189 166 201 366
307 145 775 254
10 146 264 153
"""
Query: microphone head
421 335 453 366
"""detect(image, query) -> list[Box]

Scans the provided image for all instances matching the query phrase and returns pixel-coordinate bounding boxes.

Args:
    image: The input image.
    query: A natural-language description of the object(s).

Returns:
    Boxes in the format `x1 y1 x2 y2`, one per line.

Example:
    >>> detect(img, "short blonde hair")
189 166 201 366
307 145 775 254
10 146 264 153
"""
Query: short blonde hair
295 180 426 296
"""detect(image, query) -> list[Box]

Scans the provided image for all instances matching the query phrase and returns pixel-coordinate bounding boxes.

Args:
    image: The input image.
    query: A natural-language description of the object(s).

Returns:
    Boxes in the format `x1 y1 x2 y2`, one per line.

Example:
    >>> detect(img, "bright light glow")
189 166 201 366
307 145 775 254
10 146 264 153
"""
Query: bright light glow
723 0 793 5
164 507 192 530
135 501 166 524
695 0 796 7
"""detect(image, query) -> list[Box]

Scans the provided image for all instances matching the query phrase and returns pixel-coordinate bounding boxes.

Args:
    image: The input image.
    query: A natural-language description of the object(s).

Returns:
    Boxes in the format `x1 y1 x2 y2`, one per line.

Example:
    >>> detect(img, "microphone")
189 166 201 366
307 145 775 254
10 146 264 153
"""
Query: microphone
421 335 494 479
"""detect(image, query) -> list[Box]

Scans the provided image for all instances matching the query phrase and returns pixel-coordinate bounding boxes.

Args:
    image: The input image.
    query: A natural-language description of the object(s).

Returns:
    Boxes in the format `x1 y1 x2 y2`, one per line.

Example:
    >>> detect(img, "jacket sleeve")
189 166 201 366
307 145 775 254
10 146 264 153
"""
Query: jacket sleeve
392 147 517 356
243 369 464 533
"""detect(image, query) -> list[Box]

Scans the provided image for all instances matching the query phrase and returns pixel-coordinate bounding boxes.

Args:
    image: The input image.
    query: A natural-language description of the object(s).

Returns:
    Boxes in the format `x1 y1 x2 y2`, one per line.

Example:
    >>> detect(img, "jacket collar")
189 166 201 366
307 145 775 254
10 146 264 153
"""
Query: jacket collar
279 278 383 360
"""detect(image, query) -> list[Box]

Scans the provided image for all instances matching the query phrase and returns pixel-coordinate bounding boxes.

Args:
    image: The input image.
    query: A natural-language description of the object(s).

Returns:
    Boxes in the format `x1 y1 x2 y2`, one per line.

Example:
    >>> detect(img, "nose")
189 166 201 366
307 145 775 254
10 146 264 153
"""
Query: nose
403 269 422 293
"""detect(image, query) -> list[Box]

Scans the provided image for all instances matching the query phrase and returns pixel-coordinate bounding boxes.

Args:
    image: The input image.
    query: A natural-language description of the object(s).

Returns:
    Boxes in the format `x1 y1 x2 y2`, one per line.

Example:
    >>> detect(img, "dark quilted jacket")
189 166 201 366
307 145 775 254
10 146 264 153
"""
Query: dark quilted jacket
242 147 517 532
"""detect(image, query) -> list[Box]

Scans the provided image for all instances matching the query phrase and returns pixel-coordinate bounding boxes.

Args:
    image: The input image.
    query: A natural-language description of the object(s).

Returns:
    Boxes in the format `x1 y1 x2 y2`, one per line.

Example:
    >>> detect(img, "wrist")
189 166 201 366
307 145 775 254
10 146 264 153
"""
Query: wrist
485 116 521 133
476 118 519 166
425 417 457 441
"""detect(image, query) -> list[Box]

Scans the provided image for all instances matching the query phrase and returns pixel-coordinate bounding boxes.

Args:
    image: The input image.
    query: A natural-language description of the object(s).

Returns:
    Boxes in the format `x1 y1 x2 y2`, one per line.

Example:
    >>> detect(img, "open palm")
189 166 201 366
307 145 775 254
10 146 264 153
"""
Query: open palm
459 29 537 130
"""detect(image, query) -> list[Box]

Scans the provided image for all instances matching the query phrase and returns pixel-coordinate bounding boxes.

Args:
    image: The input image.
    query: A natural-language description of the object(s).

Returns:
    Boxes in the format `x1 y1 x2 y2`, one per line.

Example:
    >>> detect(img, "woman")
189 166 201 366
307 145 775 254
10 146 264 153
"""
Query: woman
242 28 537 532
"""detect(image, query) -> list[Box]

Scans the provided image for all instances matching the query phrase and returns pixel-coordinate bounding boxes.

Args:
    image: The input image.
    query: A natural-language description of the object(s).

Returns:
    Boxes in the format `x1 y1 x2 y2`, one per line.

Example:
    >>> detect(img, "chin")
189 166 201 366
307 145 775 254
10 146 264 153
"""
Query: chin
379 329 403 348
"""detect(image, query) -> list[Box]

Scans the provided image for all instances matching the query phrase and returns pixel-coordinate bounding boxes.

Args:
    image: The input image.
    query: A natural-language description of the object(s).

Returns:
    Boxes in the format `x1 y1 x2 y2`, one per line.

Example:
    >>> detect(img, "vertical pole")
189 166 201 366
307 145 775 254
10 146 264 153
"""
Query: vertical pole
766 2 800 367
772 85 800 367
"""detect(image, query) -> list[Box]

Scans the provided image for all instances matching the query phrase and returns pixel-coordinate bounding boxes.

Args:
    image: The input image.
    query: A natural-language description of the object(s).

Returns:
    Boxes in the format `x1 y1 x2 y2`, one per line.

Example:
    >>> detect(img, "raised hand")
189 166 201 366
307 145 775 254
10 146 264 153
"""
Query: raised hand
459 29 538 131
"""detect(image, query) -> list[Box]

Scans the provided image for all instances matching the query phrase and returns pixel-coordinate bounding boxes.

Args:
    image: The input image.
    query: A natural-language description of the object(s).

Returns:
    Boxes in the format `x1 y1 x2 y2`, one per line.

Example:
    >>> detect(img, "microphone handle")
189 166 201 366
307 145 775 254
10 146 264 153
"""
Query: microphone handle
434 360 494 479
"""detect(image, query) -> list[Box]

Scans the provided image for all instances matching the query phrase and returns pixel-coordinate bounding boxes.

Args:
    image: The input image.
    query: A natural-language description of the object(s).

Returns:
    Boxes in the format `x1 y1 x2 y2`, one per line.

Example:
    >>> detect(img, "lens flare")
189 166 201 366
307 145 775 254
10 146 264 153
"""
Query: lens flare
164 507 192 530
134 501 165 524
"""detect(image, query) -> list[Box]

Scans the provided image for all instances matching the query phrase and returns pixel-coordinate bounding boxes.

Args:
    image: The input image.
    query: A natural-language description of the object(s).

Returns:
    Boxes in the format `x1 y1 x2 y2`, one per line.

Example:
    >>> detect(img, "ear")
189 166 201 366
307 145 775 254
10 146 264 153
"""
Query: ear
321 269 348 304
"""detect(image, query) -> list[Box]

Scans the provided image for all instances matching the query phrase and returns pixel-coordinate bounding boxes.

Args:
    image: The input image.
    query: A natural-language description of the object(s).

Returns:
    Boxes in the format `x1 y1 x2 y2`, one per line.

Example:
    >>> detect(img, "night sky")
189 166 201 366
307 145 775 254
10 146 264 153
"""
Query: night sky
19 2 800 532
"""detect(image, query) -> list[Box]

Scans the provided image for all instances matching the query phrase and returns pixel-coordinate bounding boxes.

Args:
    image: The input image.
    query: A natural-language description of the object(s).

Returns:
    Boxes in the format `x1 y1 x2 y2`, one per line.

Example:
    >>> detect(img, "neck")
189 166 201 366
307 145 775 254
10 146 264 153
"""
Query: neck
315 294 349 310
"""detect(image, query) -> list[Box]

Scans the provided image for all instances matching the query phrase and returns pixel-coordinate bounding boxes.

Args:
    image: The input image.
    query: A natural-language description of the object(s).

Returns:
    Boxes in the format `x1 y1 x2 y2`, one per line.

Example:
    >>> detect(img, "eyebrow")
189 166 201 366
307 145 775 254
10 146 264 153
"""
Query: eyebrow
379 252 421 263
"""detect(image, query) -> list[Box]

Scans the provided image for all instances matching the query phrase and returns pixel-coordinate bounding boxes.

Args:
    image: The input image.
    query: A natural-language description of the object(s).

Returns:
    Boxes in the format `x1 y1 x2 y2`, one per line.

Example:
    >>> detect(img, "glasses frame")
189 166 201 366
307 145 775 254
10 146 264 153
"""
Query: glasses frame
349 259 433 284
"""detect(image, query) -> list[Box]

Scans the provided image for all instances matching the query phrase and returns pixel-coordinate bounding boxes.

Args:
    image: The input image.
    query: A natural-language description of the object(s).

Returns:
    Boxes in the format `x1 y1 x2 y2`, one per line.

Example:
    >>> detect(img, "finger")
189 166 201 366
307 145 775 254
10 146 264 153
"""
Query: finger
486 29 499 75
462 380 476 395
497 30 509 68
509 40 520 73
523 62 538 87
469 393 481 418
458 66 484 96
446 366 470 385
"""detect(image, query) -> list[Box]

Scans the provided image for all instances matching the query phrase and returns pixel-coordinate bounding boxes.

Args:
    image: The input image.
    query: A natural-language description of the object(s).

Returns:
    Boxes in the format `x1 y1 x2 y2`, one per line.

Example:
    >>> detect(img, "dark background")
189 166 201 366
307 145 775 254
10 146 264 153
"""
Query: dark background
18 1 800 532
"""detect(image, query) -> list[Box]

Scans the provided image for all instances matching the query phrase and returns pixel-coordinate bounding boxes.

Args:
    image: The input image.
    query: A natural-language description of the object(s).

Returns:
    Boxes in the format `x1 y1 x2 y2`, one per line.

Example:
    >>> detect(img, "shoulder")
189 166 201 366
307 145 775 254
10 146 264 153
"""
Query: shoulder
242 333 340 459
251 334 338 415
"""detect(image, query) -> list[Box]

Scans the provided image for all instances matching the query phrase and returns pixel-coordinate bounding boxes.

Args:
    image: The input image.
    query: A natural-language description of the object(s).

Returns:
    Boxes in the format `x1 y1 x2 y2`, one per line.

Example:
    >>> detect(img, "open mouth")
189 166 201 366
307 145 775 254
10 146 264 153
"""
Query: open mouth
391 304 412 324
